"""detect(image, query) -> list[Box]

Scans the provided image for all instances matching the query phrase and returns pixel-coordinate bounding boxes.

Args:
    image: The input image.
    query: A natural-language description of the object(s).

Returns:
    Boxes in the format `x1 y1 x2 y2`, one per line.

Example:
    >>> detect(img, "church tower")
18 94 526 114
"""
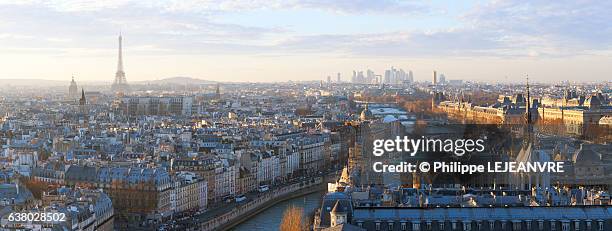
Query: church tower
215 83 221 99
111 33 129 93
79 89 88 124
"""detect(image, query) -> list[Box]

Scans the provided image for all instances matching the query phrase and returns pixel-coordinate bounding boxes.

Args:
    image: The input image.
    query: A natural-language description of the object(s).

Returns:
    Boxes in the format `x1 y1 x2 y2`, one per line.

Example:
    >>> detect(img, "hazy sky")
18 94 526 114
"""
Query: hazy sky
0 0 611 83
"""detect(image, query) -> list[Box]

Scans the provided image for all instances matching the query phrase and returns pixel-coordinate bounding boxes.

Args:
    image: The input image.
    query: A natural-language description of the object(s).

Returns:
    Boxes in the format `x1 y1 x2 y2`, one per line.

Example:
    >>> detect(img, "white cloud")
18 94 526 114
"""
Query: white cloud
1 0 611 83
463 0 612 56
0 33 34 39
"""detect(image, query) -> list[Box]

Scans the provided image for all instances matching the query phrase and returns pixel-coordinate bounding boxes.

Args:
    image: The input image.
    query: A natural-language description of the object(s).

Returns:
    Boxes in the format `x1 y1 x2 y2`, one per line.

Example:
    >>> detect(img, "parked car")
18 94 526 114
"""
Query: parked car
258 185 269 192
223 196 234 203
235 194 247 203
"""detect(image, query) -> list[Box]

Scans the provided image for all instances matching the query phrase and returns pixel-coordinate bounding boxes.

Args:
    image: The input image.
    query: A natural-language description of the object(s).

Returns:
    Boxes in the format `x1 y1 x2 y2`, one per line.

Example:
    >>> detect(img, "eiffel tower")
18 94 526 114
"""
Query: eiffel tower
111 33 129 93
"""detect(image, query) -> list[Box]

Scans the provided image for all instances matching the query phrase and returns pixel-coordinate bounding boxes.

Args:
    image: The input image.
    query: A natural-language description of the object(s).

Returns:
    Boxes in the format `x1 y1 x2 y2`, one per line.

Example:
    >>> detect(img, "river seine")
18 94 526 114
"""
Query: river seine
232 191 324 231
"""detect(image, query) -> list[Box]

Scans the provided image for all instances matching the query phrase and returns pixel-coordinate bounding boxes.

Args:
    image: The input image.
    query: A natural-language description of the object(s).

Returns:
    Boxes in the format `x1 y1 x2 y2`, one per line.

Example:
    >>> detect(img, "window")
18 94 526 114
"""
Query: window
526 221 531 230
401 222 406 231
439 222 445 230
539 221 544 230
388 223 393 231
376 222 381 231
599 221 604 231
426 221 432 230
463 221 471 231
575 221 580 231
413 223 420 231
561 222 569 231
357 222 363 228
490 221 495 230
513 222 521 230
586 221 591 230
551 221 556 231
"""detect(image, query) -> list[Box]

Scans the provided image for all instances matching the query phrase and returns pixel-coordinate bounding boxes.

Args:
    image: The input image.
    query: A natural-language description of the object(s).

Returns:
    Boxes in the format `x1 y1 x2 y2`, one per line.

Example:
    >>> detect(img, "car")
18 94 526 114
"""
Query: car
258 185 269 192
223 196 235 203
235 194 247 202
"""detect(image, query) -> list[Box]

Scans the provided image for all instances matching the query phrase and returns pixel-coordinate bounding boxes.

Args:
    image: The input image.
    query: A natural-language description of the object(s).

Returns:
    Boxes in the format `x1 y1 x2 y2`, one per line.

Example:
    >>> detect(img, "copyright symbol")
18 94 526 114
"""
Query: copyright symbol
419 162 430 172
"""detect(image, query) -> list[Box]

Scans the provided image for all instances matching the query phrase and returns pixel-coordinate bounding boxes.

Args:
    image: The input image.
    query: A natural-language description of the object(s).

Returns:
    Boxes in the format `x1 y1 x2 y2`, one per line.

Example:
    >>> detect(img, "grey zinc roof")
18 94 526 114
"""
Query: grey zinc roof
67 165 170 187
353 206 612 221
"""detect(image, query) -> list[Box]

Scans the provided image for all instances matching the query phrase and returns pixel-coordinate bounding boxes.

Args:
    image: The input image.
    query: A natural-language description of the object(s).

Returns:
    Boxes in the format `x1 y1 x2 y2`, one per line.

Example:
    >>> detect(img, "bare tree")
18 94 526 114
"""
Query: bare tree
279 205 306 231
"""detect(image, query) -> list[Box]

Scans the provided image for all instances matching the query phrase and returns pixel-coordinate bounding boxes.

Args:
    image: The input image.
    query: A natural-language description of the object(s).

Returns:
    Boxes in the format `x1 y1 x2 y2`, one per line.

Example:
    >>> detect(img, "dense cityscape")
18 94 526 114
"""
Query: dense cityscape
0 32 610 231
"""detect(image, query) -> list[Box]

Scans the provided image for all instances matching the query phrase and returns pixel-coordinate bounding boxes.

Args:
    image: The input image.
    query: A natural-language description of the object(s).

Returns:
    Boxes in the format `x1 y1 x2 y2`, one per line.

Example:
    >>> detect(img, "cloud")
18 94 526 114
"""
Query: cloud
0 33 34 39
0 0 428 15
0 0 129 12
463 0 612 56
1 0 611 60
145 0 429 15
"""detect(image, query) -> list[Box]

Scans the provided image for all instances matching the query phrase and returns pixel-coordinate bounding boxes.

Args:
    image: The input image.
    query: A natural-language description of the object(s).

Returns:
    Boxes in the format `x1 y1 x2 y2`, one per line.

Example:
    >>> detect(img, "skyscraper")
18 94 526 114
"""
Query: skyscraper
439 73 446 83
433 70 437 85
68 75 78 99
408 70 414 82
111 33 129 93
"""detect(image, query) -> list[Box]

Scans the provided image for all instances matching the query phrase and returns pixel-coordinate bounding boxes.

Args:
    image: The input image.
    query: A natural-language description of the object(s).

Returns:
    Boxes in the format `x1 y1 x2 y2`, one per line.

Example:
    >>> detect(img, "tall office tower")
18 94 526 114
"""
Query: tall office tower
357 71 365 83
433 70 437 85
327 76 331 85
337 73 341 83
399 69 406 84
408 70 414 82
439 73 446 83
68 76 78 99
111 33 129 93
352 70 357 83
366 69 375 84
384 70 391 84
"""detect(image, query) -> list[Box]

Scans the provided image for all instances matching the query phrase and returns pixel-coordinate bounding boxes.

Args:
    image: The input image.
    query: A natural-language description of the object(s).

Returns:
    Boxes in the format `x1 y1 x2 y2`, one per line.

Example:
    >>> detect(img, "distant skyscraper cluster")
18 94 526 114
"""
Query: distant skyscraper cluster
351 67 413 85
383 66 412 85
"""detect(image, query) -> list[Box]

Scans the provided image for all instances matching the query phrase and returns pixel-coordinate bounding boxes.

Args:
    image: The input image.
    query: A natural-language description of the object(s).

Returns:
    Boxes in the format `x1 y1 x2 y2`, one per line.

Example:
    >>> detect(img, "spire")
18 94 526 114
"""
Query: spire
215 83 221 99
79 88 87 109
525 75 533 139
80 89 86 104
526 75 531 125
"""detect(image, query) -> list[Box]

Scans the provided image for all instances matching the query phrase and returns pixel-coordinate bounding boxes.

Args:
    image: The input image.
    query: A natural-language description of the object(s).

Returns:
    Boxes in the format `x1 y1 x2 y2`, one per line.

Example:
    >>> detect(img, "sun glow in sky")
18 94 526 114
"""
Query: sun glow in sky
0 0 611 83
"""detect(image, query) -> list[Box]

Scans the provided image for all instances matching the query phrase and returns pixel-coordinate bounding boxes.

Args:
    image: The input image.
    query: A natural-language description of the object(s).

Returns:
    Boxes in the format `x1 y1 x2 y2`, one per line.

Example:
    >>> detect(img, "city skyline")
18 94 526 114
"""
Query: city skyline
1 1 612 83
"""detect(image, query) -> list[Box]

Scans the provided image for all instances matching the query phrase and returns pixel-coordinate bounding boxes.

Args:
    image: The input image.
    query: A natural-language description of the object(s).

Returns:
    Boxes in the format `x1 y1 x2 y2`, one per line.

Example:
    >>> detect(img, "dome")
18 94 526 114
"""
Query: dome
360 103 373 121
572 143 602 164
